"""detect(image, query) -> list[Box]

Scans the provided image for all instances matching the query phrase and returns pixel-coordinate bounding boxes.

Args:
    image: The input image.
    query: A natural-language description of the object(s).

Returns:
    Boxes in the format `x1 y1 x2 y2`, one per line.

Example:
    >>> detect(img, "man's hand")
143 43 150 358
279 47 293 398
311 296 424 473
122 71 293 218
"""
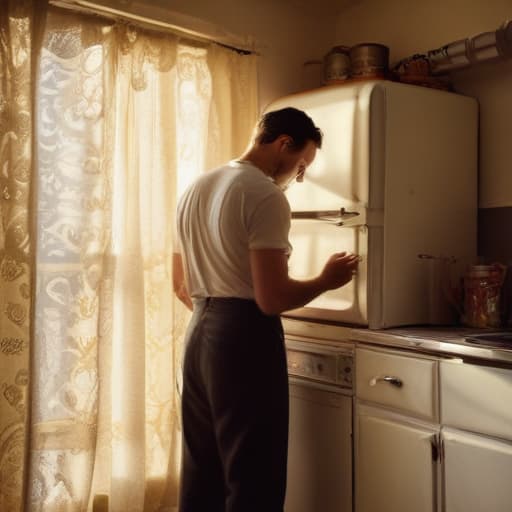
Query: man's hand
319 252 360 290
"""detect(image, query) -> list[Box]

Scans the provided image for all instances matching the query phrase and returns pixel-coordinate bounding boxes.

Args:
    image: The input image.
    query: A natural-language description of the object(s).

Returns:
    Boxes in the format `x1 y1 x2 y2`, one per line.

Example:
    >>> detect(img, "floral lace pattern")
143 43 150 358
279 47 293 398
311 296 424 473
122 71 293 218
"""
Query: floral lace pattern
1 5 258 512
0 2 36 511
29 32 106 509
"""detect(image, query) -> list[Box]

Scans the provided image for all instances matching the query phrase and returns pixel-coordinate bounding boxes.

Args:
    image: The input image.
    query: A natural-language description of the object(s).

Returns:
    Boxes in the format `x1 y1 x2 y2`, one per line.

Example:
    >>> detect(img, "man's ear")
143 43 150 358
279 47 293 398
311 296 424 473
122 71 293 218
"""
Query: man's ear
277 134 293 152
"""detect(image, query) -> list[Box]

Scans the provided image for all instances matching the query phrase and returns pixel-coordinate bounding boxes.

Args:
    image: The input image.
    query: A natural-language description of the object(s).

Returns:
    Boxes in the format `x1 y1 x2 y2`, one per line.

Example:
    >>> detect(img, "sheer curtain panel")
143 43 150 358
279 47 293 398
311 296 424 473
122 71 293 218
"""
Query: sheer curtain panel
0 2 48 511
0 5 258 512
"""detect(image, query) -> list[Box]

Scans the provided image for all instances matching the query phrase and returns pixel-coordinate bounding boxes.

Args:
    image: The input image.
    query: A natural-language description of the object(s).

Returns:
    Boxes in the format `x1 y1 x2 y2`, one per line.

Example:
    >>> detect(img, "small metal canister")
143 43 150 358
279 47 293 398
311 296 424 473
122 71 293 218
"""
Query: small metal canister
323 46 350 83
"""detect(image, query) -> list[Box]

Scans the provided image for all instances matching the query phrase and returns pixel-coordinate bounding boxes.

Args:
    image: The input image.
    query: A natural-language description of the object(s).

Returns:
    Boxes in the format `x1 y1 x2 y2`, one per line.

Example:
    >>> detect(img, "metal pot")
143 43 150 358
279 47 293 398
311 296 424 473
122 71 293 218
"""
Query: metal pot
323 45 350 83
349 43 389 78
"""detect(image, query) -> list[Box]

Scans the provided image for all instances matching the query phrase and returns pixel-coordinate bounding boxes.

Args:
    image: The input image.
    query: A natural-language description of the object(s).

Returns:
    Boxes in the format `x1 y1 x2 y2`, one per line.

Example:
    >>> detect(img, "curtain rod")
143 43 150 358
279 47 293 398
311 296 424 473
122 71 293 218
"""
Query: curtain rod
48 0 258 55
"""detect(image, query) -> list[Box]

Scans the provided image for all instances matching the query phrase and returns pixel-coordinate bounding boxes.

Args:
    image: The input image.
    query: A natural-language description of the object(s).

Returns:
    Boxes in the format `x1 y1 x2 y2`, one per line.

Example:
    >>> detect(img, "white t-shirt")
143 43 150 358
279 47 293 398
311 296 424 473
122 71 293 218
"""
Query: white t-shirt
176 160 292 299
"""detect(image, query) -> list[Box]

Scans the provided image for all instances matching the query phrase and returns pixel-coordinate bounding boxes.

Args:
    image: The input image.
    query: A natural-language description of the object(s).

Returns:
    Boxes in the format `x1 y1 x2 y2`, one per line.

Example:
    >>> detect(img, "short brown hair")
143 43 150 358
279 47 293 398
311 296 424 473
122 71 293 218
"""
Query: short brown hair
255 107 322 150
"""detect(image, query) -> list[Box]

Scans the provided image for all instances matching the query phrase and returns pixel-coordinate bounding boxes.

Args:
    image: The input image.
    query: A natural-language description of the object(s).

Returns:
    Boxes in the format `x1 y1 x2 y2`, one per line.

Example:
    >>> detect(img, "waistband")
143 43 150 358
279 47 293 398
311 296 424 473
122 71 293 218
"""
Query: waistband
192 297 278 317
193 297 256 306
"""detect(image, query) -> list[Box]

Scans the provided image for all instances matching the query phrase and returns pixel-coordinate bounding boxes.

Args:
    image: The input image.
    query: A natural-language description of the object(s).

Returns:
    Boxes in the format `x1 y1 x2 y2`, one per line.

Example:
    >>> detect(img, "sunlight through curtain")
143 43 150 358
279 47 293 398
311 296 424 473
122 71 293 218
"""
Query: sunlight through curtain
0 2 47 511
0 4 258 512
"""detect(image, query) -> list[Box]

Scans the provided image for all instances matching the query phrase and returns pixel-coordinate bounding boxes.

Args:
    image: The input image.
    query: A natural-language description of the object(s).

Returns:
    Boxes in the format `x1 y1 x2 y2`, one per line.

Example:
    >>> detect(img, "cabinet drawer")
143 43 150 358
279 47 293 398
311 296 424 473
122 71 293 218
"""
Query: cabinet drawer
440 360 512 441
356 347 438 421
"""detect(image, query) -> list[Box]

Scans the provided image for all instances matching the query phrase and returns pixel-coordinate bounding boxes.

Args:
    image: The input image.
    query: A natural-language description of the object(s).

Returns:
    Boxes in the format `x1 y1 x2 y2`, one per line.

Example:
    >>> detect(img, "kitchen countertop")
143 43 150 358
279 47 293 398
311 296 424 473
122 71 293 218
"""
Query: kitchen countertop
281 317 512 366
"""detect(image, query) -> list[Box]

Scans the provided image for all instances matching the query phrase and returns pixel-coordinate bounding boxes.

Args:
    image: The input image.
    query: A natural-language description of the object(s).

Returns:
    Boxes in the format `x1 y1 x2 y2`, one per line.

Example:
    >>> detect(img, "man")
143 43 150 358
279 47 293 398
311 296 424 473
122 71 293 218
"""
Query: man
173 107 359 512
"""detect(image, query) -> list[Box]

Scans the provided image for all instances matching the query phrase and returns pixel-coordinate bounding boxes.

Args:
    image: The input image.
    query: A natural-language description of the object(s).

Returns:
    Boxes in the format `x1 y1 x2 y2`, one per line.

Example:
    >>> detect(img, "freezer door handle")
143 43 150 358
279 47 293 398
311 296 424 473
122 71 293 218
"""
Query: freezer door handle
291 208 360 225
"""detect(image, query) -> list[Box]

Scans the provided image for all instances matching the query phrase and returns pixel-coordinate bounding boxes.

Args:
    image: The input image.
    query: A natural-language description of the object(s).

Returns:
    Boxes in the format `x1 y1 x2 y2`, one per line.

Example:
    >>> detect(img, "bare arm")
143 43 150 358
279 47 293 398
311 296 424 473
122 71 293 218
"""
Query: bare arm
172 252 193 311
250 249 359 316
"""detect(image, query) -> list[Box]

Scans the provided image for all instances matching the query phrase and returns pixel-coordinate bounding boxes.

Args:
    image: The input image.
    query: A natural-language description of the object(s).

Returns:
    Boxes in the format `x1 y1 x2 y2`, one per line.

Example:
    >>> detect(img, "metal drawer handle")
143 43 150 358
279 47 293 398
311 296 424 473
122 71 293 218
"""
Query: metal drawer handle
369 375 403 388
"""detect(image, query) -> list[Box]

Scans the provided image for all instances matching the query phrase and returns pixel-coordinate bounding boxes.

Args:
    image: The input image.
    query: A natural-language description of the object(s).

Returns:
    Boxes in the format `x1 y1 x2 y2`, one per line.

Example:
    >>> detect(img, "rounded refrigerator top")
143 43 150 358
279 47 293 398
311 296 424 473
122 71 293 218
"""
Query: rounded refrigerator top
264 81 383 211
264 80 475 213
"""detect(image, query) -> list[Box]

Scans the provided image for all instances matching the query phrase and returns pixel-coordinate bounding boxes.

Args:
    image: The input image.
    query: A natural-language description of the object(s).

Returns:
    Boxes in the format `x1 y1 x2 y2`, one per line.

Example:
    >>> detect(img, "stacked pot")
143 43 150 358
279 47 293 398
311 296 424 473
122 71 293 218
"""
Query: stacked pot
323 43 390 84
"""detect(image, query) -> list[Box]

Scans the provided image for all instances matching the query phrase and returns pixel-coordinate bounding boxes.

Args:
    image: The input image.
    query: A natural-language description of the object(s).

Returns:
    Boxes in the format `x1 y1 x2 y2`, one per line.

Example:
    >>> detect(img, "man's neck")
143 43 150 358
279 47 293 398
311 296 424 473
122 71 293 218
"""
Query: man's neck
237 147 275 179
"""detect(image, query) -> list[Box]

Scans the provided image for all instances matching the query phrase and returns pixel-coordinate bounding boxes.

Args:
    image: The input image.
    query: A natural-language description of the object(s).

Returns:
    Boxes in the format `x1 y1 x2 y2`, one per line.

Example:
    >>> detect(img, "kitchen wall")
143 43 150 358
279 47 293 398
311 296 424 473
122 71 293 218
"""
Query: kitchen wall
161 0 339 108
97 0 510 263
332 0 512 263
92 0 340 109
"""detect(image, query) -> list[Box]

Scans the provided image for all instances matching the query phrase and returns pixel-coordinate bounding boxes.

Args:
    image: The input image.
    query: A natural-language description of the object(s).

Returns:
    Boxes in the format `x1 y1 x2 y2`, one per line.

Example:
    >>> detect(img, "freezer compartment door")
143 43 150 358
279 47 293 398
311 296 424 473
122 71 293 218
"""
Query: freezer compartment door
284 219 368 325
265 82 375 211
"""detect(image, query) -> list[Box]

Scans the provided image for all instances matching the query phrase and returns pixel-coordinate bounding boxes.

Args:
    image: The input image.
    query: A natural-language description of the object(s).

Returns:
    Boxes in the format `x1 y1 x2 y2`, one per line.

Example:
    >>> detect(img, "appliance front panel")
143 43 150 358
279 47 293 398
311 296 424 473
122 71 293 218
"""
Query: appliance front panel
266 83 374 211
266 84 376 326
267 81 477 328
285 220 368 325
379 83 478 327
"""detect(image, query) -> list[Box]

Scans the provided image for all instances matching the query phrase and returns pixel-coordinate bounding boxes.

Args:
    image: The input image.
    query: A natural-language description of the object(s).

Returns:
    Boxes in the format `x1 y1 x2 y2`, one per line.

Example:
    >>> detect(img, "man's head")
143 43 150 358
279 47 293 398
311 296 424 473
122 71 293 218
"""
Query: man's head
250 107 323 189
255 107 323 151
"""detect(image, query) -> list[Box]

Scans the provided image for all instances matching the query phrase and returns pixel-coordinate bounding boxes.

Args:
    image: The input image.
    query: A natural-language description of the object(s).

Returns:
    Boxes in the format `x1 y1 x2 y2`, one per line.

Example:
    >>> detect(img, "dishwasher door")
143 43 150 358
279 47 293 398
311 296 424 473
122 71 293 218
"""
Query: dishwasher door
285 378 353 512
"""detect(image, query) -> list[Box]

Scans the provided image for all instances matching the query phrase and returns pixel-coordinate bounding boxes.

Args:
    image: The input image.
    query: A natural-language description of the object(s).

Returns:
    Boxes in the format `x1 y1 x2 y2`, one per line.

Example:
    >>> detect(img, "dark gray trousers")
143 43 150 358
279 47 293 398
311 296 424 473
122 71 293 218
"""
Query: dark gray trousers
179 297 289 512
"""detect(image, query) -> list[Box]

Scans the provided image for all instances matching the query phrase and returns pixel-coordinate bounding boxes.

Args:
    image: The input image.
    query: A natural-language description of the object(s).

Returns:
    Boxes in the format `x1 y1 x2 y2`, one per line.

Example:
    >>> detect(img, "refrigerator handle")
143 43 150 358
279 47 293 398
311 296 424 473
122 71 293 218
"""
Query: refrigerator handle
291 208 360 225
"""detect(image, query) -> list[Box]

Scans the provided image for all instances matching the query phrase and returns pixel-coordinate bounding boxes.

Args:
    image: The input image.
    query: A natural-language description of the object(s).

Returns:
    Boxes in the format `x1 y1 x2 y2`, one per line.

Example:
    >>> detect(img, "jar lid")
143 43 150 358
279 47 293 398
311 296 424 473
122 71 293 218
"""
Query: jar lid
471 265 494 271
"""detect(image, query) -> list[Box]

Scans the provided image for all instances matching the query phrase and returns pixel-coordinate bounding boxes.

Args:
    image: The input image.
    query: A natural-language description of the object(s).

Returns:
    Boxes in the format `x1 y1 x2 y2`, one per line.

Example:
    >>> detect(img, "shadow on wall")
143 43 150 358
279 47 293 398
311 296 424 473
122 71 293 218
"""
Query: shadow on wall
478 207 512 327
478 207 512 264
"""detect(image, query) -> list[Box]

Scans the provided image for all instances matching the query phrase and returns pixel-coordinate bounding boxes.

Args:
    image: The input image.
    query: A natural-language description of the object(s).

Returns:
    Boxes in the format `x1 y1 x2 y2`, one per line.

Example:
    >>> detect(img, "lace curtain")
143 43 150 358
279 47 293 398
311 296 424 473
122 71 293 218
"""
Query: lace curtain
0 4 258 512
0 1 47 511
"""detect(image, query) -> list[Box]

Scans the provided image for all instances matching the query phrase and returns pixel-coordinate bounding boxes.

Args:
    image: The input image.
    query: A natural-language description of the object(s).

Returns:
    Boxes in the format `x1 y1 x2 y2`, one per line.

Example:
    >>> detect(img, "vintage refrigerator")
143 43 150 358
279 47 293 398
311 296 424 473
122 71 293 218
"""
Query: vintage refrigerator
265 80 478 329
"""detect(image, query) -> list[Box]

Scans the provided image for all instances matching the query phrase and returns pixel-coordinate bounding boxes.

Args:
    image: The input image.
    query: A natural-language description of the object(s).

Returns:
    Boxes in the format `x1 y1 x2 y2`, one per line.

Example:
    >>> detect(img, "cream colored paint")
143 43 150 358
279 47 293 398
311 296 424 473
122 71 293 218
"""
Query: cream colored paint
333 0 512 207
93 0 338 110
93 0 510 207
451 60 512 209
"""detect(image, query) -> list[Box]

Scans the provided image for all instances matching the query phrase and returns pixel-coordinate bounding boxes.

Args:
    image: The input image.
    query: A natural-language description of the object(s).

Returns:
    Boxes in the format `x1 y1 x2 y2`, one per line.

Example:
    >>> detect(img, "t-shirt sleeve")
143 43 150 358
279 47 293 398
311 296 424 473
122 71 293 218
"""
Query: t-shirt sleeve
247 190 292 253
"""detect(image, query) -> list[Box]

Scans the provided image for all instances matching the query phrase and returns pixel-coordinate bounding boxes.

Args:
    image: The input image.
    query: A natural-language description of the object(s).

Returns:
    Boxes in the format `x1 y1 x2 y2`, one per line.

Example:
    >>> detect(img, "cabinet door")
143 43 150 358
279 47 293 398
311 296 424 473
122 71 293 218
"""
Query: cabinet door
443 428 512 512
440 360 512 442
356 411 438 512
285 382 352 512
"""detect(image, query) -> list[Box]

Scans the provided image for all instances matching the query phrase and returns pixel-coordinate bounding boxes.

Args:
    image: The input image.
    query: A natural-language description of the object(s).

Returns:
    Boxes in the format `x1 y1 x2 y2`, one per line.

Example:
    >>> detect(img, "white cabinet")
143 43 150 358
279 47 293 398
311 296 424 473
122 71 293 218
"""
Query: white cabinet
356 346 512 512
286 382 352 512
440 360 512 512
440 360 512 441
356 406 439 512
355 347 440 512
443 428 512 512
356 347 438 421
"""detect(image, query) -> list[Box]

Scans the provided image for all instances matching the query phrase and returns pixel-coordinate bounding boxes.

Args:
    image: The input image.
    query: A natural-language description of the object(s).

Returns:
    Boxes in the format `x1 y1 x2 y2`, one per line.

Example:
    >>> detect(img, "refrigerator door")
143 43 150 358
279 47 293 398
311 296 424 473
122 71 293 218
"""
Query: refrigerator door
287 220 369 325
265 83 379 325
377 82 477 328
279 84 371 211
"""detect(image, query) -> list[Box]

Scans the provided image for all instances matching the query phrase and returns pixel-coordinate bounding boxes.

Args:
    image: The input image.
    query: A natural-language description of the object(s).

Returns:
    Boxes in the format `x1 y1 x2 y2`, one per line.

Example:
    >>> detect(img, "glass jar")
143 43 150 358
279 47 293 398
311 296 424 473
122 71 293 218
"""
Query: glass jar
463 264 505 328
